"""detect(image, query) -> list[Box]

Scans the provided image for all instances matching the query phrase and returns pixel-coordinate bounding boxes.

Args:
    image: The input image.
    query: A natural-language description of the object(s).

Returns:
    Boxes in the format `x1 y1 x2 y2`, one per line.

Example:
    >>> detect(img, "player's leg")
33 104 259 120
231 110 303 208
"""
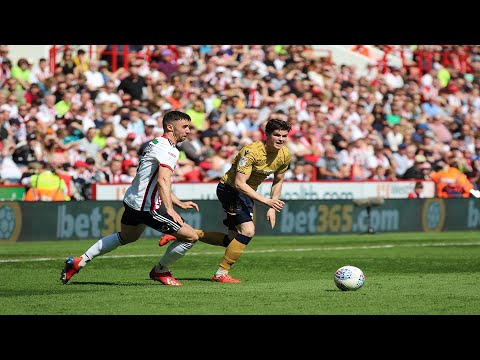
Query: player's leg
212 220 254 283
60 203 145 284
158 183 234 248
212 183 255 283
147 208 199 286
159 228 231 247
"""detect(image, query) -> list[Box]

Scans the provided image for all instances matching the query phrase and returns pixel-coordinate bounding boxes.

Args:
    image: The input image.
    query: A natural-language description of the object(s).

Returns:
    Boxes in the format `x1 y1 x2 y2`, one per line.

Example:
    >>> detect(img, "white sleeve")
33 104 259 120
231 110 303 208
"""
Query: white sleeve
152 140 178 172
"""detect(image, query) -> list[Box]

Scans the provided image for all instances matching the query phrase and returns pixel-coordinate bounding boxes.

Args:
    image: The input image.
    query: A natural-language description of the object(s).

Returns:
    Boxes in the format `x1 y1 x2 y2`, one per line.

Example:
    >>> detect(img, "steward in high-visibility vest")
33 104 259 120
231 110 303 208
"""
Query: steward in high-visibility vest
430 161 473 198
22 163 70 201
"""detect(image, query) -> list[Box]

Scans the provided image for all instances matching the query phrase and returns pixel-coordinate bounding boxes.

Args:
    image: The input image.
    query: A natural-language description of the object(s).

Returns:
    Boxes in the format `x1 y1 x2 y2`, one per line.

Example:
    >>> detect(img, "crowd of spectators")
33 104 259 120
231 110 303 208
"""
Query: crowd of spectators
1 44 480 200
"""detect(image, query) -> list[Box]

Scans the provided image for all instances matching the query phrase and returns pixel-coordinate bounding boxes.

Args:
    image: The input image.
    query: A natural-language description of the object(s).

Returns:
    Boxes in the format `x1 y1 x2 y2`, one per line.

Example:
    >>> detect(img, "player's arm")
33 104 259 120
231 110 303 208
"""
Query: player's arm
270 170 286 201
266 170 287 229
157 165 184 225
171 192 199 211
234 172 284 212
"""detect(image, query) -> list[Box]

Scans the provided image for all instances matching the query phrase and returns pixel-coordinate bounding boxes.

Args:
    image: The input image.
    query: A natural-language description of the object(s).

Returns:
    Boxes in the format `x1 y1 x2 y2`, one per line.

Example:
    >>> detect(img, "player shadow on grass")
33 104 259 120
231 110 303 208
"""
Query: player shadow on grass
175 277 215 282
68 281 152 286
68 277 215 286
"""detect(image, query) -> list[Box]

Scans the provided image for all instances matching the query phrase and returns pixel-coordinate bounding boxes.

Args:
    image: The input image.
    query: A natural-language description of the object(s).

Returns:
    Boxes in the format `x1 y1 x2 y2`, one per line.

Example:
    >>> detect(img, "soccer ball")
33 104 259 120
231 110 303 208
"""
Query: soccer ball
334 265 365 291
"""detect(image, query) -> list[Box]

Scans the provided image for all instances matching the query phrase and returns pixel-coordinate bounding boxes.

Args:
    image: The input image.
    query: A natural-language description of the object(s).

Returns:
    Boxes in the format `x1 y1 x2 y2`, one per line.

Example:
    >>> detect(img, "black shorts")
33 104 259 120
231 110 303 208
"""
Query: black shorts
216 182 254 226
121 201 183 234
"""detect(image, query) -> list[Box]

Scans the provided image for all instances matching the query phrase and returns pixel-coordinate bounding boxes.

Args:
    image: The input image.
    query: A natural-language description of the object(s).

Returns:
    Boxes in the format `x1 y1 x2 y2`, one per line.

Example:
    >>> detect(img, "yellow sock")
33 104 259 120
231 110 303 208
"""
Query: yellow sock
219 239 246 270
196 230 228 246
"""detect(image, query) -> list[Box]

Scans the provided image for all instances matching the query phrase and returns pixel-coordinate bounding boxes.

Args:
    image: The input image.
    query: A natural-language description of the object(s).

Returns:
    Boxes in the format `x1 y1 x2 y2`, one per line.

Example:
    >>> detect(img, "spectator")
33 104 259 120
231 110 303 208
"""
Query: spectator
1 78 26 105
10 58 31 91
57 49 75 75
114 113 131 140
408 182 424 198
120 164 137 183
392 143 414 178
12 133 41 169
54 92 73 117
73 49 89 76
430 159 474 198
403 154 430 180
202 146 233 182
316 145 349 180
22 161 70 201
221 111 248 143
186 100 207 131
77 127 100 159
156 48 178 78
99 155 124 183
117 64 146 101
0 59 12 88
0 141 22 183
284 160 309 181
83 61 105 101
24 83 43 106
178 125 208 165
95 81 122 107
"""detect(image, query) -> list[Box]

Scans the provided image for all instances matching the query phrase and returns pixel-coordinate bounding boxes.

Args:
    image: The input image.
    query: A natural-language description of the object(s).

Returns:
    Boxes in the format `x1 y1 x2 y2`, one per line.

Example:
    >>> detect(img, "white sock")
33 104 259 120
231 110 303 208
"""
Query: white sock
155 240 195 273
215 268 228 277
83 233 123 266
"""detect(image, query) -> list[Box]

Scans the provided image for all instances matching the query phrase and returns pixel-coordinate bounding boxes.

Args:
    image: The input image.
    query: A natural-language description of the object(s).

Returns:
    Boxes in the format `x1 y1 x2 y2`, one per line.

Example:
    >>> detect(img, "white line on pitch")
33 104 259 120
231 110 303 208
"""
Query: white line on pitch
1 241 480 263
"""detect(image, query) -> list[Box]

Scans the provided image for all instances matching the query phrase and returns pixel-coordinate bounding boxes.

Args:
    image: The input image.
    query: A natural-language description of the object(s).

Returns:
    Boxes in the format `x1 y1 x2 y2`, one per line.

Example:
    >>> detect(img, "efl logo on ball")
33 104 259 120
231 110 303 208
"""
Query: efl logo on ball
334 265 365 291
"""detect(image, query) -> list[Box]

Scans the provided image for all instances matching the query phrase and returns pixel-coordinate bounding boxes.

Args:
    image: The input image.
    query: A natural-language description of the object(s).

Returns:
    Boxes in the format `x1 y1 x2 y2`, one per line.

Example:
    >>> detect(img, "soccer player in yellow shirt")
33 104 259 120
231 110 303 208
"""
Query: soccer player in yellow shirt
159 118 292 283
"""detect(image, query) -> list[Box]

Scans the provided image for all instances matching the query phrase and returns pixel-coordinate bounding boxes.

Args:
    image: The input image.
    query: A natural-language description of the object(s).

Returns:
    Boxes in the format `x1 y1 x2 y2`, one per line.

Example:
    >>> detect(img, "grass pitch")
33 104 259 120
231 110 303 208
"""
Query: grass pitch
1 231 480 315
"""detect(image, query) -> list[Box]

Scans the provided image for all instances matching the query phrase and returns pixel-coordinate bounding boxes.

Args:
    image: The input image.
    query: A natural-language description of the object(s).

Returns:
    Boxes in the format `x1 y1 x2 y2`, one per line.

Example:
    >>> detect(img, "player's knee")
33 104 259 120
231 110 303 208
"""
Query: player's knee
242 228 255 238
236 233 253 245
184 231 199 242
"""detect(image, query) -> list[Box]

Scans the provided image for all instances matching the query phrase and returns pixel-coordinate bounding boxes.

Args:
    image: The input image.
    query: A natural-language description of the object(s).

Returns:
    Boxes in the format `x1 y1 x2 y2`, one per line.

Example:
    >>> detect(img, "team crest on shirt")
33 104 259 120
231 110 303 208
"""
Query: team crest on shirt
239 156 248 167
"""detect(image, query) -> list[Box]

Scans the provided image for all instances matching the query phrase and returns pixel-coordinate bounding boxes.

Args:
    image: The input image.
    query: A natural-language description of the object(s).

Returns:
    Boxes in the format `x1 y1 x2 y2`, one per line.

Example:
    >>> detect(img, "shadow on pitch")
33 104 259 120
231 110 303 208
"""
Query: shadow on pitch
69 281 150 286
70 277 217 285
176 277 220 282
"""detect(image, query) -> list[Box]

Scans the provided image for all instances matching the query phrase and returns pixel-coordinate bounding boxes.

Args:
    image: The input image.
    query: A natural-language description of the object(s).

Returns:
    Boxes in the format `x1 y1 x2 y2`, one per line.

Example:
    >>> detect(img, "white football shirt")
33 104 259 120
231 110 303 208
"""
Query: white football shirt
123 136 179 211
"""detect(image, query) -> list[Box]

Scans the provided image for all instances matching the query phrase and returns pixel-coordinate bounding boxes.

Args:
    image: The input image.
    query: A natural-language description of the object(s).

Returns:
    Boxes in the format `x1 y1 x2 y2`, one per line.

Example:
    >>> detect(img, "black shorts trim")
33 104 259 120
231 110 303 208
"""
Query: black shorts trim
121 202 182 234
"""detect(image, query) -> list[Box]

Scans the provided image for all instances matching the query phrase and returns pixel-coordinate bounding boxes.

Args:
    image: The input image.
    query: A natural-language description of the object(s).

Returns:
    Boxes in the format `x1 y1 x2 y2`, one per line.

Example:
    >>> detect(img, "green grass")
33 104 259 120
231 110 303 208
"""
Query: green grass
1 231 480 315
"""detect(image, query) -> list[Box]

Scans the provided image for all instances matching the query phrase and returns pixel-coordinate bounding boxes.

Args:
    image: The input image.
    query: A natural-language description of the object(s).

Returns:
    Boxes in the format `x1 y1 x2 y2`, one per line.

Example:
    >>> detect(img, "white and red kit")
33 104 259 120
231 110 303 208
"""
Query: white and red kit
123 136 178 211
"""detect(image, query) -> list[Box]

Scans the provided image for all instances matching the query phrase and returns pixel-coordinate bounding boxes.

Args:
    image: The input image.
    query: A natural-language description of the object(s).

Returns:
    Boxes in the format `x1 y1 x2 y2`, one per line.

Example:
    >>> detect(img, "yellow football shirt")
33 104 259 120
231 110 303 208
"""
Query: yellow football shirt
221 141 291 191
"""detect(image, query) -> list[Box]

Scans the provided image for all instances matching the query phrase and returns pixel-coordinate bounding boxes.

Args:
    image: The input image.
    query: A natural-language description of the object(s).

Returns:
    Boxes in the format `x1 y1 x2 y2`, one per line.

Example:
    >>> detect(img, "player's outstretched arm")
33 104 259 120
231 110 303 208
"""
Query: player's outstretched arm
172 192 200 211
267 172 287 228
158 166 184 225
270 171 286 202
234 172 284 211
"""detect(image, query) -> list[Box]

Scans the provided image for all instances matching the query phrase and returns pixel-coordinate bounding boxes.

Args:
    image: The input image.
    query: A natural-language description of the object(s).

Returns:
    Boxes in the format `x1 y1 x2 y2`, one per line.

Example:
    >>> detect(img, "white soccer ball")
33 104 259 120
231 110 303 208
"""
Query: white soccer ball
334 265 365 291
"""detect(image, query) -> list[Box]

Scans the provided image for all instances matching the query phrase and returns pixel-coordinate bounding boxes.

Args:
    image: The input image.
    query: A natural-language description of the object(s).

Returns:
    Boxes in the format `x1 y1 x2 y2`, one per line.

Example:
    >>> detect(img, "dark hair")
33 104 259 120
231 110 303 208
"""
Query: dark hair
265 118 291 134
449 160 459 169
162 110 191 132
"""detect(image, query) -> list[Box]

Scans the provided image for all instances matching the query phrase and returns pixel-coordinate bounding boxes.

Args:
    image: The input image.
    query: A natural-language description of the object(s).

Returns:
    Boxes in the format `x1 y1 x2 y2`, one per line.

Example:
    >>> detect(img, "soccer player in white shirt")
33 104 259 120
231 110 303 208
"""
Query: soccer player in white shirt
60 111 200 286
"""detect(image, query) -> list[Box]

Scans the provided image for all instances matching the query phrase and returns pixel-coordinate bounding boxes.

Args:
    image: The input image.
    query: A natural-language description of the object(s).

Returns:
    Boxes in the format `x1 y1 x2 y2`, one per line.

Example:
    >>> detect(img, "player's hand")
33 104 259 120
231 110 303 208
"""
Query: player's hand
266 208 276 229
266 198 284 212
180 201 199 211
167 209 184 226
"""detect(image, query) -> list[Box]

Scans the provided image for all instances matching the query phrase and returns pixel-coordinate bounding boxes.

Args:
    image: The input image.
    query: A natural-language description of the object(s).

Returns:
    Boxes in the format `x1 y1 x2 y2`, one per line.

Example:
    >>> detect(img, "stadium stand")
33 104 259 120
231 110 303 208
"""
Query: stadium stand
1 45 479 199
